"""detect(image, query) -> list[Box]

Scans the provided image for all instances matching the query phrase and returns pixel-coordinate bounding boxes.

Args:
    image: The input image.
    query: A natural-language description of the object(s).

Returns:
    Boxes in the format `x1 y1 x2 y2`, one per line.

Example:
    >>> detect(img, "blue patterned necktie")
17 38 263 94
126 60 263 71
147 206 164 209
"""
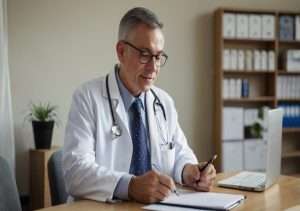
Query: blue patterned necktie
129 98 151 176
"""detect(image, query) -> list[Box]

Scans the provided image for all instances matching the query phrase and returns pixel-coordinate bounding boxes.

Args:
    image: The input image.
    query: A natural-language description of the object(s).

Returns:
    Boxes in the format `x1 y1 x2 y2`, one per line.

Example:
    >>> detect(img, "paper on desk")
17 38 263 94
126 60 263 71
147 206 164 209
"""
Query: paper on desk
144 192 245 211
143 204 206 211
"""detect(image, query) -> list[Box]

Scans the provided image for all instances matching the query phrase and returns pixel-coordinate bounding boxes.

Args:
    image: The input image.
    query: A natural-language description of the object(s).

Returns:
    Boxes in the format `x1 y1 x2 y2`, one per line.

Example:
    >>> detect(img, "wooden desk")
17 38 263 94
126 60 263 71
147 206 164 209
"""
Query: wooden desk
36 173 300 211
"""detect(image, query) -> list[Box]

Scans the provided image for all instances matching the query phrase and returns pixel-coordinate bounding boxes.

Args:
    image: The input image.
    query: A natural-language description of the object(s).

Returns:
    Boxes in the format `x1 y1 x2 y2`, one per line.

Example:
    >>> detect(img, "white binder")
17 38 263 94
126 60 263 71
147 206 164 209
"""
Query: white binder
249 15 262 39
223 13 236 38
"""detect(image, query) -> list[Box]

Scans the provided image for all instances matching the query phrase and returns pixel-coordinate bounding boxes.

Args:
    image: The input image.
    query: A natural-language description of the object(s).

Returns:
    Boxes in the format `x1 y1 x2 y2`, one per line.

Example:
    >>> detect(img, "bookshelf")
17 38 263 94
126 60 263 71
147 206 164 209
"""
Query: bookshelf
213 8 300 175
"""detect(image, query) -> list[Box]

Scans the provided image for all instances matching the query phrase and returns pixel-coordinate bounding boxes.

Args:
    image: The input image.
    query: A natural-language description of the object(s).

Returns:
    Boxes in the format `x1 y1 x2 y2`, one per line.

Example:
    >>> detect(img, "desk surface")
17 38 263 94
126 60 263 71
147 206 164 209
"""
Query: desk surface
37 173 300 211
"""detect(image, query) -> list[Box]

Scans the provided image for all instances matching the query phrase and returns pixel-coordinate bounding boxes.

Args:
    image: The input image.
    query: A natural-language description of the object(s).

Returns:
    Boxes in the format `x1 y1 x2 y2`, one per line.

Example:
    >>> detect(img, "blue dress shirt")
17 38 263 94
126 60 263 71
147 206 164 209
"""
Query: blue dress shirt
113 70 150 200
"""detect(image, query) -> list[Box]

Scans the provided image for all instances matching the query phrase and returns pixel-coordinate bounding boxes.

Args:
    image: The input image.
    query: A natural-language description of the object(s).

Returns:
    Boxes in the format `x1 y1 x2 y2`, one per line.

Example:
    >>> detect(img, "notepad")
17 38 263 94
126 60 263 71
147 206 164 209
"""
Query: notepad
147 192 245 211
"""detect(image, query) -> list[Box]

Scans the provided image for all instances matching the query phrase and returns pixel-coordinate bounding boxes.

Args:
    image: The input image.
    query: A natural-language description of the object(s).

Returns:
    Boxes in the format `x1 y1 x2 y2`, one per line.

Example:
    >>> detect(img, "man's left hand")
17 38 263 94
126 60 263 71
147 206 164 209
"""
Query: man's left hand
182 162 216 191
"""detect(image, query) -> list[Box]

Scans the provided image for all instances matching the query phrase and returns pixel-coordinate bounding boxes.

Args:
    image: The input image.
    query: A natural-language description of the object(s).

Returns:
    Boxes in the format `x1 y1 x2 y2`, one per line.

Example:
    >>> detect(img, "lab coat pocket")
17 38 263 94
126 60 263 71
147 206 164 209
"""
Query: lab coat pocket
160 144 175 176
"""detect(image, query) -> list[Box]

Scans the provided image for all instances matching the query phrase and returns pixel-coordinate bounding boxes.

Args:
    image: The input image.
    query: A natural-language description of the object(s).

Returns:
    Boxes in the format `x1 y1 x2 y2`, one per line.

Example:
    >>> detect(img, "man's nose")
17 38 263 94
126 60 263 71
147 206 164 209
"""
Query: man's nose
146 56 159 71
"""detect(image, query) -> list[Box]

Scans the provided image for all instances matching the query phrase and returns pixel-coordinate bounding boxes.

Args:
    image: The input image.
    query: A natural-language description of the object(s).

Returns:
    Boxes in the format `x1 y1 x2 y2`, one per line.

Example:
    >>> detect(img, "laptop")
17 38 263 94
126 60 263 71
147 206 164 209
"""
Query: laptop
218 108 283 192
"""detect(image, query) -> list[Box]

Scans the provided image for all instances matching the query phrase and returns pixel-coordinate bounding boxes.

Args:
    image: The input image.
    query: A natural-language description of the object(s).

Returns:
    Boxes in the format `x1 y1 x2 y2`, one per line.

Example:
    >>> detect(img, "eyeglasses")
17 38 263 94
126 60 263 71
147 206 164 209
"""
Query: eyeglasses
122 41 168 67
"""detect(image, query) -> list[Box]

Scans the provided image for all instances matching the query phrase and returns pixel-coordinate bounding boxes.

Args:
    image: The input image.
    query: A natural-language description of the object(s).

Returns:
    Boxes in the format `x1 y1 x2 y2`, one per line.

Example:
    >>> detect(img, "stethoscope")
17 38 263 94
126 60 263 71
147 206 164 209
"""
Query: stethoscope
105 68 172 148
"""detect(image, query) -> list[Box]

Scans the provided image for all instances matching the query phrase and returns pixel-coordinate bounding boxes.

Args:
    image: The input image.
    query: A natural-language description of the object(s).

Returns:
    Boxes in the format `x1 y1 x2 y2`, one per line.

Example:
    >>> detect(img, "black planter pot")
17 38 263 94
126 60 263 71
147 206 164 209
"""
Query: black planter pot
32 121 54 149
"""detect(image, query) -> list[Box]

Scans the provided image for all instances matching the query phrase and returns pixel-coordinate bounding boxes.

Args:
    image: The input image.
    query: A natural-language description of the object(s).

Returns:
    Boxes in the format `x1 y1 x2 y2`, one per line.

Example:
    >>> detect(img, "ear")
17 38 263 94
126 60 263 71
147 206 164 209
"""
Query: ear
116 41 126 63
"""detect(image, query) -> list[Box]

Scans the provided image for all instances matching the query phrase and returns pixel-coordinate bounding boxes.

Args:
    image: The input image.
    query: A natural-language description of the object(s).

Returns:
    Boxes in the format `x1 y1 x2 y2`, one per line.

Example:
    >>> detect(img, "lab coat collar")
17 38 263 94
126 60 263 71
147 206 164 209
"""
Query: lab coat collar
101 68 121 101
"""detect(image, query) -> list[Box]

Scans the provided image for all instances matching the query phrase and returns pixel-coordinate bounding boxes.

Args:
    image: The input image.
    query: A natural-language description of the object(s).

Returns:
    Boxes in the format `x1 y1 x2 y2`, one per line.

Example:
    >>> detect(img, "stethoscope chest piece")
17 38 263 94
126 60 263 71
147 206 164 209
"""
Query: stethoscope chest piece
106 68 167 142
111 124 122 138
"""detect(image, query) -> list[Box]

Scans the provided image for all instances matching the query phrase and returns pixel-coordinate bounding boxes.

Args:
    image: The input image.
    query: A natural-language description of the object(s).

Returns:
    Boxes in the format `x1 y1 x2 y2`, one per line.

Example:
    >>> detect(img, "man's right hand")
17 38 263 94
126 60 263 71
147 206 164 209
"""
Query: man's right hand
128 170 175 203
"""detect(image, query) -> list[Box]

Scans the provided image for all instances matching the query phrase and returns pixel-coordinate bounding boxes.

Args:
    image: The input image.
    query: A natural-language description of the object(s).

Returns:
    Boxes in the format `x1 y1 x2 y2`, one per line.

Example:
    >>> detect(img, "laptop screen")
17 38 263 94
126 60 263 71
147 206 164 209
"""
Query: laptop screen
265 108 283 188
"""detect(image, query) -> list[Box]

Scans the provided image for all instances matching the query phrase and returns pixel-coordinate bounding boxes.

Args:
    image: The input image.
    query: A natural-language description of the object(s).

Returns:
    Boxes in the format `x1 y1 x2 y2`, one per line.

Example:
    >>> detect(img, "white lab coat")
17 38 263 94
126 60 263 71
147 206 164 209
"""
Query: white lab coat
63 70 198 202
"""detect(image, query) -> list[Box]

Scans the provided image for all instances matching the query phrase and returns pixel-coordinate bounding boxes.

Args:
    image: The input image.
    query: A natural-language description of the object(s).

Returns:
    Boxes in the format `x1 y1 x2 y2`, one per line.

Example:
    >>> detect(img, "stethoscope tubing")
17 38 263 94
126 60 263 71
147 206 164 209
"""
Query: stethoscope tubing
106 75 118 127
105 69 167 137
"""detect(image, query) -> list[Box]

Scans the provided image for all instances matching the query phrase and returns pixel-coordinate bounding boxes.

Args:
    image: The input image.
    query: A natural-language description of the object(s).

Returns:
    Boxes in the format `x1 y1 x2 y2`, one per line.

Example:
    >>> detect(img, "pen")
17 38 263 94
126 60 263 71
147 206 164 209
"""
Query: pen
152 164 180 196
199 154 218 172
196 154 218 183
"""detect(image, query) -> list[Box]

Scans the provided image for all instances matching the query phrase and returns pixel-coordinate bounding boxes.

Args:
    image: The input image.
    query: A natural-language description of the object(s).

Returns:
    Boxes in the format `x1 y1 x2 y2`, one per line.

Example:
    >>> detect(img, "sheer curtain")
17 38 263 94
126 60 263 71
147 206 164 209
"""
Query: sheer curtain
0 0 15 173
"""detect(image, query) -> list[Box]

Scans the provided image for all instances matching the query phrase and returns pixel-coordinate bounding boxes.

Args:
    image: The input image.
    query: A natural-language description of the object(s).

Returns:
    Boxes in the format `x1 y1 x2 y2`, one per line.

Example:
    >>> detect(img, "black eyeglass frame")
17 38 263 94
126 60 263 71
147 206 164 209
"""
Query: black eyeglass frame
122 40 168 67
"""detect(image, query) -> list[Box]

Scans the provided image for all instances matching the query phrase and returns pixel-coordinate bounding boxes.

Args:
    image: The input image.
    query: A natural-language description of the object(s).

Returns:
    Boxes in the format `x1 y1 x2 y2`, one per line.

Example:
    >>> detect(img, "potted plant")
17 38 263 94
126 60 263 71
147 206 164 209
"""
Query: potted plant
26 102 58 149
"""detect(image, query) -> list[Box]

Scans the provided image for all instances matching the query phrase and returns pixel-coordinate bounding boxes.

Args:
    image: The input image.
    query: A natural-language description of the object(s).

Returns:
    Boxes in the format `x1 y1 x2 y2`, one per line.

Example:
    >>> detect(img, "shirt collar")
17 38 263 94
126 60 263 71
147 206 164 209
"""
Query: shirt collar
115 67 145 111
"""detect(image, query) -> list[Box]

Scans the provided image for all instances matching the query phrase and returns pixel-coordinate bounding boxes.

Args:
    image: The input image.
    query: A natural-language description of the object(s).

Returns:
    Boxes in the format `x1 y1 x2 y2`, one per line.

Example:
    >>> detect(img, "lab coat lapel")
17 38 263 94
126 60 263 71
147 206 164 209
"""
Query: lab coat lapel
146 89 162 168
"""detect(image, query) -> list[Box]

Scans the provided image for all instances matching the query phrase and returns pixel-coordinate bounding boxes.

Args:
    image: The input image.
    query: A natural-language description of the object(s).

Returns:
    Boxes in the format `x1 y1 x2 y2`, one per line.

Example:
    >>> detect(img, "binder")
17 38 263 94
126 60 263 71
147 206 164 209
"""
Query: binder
223 13 236 38
249 15 262 39
279 15 294 41
236 14 248 38
262 15 275 39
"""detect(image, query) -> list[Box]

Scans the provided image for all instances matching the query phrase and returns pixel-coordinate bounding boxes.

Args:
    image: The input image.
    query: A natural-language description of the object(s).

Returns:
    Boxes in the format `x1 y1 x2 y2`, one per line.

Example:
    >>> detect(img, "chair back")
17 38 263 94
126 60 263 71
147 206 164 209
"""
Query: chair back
48 150 68 205
0 156 22 211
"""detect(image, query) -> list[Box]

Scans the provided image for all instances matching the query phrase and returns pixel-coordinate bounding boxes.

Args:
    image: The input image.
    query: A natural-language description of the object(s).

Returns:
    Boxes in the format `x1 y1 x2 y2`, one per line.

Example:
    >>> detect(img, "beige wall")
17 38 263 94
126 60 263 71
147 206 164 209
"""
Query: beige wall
8 0 300 193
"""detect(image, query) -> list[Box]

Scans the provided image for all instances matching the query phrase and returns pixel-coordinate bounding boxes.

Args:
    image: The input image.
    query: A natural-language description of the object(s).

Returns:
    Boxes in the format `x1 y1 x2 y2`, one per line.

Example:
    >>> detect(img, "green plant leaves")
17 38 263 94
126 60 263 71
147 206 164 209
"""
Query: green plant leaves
26 102 58 122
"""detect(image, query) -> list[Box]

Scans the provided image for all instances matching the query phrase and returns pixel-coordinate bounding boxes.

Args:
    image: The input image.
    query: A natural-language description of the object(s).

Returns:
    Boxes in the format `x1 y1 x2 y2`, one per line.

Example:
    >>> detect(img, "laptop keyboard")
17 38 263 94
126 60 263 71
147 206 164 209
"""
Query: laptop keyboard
220 171 266 187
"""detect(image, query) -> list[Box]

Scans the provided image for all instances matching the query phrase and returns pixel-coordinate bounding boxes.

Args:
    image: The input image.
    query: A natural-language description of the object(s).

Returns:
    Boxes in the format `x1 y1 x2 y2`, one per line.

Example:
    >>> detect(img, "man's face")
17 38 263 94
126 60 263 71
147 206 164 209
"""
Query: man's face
117 24 165 96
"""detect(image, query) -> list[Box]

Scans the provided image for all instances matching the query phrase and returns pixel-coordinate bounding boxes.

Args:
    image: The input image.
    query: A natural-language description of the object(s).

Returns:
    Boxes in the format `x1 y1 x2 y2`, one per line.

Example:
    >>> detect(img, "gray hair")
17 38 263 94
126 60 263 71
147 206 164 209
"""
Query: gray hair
118 7 163 41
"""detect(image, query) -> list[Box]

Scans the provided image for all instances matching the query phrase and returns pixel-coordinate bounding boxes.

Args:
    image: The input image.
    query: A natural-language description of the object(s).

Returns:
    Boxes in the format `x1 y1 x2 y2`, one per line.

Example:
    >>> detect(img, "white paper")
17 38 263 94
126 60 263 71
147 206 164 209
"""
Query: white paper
158 192 244 210
143 204 203 211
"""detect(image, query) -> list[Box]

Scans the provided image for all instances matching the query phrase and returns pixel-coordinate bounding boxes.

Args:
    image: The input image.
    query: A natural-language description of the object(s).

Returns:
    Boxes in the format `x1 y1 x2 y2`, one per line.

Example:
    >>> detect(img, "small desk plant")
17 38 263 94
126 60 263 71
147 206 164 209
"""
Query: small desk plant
26 102 58 149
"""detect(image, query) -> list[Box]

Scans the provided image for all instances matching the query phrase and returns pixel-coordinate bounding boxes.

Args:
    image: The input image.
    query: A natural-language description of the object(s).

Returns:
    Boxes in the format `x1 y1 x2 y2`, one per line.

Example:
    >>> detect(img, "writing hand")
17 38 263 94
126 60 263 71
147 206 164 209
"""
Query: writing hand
128 170 176 203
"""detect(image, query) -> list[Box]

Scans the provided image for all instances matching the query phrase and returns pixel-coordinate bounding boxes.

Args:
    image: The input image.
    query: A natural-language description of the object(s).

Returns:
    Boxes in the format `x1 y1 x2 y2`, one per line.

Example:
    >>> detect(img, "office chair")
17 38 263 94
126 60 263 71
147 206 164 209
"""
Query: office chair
48 150 68 205
0 156 22 211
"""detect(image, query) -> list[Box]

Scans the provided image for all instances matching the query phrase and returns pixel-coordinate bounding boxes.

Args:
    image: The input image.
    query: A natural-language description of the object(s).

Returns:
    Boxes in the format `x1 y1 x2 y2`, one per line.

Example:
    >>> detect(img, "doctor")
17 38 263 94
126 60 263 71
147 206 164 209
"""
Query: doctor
63 7 216 204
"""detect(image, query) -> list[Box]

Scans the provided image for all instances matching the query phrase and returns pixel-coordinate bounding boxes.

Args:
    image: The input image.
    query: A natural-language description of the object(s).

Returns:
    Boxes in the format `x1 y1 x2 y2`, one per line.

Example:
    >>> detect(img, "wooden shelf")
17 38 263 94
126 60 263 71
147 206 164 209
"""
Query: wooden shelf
278 11 300 15
278 98 300 102
282 151 300 158
283 128 300 133
223 97 275 103
223 38 275 43
214 8 300 174
278 71 300 75
278 40 300 45
220 7 277 14
224 70 276 75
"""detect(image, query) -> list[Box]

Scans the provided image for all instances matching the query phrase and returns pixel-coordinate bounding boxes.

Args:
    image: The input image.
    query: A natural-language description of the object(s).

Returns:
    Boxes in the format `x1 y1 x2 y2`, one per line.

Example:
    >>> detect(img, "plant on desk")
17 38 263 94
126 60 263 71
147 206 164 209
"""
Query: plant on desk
25 102 59 149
